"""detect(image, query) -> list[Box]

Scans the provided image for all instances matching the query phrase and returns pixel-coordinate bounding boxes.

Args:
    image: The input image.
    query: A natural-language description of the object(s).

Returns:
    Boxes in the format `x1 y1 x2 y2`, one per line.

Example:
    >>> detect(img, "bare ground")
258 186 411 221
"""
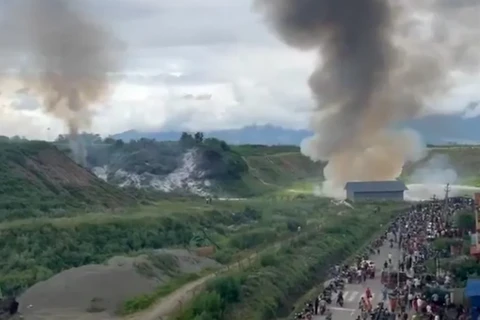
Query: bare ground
126 225 322 320
17 227 321 320
18 250 220 320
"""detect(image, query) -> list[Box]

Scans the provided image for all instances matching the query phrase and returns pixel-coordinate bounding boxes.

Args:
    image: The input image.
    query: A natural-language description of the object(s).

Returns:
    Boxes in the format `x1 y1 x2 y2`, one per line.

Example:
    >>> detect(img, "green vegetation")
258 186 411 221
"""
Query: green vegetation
232 145 300 156
54 133 320 197
0 195 350 296
58 133 250 192
4 132 480 320
174 202 402 320
120 272 202 315
0 139 138 221
454 209 476 233
403 146 480 186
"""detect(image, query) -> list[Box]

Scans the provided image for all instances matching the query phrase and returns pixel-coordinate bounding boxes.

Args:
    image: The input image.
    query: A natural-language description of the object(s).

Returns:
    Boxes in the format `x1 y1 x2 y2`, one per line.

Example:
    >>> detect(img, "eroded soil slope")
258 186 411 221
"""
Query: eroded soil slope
0 140 136 221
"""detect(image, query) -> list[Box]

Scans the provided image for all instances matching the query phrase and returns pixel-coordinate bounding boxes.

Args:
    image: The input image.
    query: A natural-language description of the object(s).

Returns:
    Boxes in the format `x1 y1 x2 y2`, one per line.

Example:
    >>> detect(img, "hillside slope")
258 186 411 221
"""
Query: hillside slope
69 134 321 197
61 133 480 197
236 146 320 186
402 146 480 186
0 140 136 221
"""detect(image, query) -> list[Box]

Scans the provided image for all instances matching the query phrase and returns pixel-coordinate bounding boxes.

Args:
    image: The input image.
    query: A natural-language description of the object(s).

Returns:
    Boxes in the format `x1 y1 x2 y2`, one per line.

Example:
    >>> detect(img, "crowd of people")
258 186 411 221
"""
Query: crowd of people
294 196 474 320
294 233 387 319
364 197 472 320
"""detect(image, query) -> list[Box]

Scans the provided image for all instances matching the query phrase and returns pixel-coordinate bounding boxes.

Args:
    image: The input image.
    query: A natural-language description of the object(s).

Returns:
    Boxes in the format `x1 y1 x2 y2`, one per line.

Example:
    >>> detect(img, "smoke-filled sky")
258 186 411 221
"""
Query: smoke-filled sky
255 0 480 191
0 0 479 140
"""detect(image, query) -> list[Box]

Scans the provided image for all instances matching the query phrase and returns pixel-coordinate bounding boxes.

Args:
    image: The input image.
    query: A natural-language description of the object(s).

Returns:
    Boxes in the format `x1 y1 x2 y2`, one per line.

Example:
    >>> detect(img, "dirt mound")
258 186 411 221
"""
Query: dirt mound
18 250 220 320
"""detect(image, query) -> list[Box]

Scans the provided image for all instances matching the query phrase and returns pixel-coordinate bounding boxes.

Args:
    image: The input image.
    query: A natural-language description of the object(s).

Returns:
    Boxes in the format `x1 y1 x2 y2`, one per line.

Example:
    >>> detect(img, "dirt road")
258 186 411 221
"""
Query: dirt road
127 230 313 320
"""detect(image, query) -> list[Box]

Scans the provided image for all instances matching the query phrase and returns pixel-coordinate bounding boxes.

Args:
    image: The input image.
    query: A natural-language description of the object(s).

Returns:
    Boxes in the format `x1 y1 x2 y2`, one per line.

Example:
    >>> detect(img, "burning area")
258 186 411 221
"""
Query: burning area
255 0 480 197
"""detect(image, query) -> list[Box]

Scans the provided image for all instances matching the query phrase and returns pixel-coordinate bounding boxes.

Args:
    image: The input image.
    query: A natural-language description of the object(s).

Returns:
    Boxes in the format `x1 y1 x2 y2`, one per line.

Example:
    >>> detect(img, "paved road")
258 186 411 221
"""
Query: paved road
314 237 401 320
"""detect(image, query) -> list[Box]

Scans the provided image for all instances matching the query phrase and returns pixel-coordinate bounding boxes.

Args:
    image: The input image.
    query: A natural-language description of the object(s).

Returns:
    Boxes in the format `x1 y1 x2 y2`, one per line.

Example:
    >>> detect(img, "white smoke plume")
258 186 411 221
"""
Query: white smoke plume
410 154 458 185
0 0 122 165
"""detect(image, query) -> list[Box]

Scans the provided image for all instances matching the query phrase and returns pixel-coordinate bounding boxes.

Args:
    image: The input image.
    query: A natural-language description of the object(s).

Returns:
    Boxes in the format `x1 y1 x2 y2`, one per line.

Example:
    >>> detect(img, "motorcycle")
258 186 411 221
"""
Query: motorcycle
320 305 326 315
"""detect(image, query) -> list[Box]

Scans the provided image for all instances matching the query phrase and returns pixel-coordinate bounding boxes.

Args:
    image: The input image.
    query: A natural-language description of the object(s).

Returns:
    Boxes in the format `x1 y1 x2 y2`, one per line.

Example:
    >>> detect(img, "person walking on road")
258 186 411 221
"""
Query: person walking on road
382 285 388 301
366 287 372 300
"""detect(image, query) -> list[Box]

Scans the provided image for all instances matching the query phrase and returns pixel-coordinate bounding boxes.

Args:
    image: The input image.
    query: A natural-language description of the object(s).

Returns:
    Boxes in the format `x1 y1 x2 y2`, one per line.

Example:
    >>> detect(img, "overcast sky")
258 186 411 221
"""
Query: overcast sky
0 0 478 140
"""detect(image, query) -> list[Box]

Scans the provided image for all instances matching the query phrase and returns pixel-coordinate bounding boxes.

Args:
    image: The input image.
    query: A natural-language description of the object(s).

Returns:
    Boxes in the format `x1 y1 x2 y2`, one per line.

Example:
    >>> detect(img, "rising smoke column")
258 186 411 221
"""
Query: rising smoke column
255 0 480 196
10 0 120 165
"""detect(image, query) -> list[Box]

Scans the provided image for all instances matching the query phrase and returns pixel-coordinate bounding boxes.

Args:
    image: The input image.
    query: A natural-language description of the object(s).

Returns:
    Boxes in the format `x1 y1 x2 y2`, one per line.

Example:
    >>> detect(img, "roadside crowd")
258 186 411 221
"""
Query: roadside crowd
295 196 473 320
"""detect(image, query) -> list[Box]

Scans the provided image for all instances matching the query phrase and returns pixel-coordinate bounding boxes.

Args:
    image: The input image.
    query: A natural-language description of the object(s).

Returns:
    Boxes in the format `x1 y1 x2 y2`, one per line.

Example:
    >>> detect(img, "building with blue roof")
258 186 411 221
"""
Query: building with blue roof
344 180 408 202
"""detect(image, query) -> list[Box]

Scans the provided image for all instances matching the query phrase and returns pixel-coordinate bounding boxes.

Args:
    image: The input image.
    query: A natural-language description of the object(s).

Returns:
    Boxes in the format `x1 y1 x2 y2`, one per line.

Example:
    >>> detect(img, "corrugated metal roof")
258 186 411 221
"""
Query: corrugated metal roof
344 180 408 192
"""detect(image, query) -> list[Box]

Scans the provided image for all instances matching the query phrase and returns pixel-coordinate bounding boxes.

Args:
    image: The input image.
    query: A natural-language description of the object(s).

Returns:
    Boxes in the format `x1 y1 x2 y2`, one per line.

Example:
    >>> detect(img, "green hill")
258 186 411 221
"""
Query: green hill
0 136 477 318
0 140 137 221
55 133 480 197
401 145 480 185
54 134 322 197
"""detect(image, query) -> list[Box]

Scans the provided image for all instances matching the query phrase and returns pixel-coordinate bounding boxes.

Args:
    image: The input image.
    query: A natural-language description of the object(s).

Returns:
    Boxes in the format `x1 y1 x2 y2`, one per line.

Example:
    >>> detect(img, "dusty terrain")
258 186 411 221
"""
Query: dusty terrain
18 250 220 320
405 183 480 201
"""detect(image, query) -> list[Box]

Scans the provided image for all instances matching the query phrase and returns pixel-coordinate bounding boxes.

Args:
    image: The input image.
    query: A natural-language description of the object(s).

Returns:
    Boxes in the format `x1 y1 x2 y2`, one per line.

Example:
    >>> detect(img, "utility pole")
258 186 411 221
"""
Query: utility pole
443 183 450 220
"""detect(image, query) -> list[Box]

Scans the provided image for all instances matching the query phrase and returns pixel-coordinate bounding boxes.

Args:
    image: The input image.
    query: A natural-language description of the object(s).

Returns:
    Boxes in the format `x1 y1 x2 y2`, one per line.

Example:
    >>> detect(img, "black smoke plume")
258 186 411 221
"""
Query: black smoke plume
255 0 480 196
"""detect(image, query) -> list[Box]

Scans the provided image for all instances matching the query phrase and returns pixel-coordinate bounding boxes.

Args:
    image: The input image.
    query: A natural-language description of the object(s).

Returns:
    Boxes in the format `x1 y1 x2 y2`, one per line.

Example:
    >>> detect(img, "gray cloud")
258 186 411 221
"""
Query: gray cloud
0 0 478 140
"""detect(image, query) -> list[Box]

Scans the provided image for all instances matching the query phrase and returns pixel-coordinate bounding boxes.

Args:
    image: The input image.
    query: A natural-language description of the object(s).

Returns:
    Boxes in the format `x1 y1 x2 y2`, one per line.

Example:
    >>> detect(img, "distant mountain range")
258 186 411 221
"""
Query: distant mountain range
113 114 480 145
113 124 311 145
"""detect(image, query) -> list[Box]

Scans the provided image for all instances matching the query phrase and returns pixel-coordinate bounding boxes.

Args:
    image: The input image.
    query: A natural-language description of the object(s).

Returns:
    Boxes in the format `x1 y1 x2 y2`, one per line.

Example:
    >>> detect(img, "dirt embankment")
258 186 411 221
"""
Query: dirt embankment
127 224 324 320
18 249 221 320
0 141 135 214
244 152 322 185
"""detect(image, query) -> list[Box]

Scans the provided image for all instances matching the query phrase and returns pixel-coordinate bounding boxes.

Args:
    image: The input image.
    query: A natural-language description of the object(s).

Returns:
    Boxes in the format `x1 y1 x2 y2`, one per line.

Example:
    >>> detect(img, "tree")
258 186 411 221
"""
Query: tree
114 139 124 148
104 137 115 144
455 210 476 234
180 132 195 147
194 132 204 143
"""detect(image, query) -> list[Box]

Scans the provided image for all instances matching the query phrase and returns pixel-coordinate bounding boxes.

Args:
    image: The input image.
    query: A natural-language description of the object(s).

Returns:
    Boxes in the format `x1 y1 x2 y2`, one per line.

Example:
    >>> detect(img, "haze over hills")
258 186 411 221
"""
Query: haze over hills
113 113 480 146
113 124 311 146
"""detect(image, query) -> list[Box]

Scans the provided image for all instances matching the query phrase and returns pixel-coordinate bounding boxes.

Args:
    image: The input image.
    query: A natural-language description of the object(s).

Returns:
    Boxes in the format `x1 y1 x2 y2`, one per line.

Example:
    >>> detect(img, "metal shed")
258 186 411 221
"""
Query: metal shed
344 180 408 202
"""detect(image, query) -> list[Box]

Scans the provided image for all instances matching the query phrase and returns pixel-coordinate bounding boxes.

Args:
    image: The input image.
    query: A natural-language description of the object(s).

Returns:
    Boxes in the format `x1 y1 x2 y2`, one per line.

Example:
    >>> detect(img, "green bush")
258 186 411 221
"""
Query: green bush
175 207 399 320
455 209 475 233
229 228 277 250
120 273 202 315
259 252 278 267
178 276 244 320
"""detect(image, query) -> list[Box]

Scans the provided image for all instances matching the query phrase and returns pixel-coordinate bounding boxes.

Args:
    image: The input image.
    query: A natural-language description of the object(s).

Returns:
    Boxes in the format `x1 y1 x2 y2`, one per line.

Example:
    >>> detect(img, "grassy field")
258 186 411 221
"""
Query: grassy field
2 136 480 319
0 194 350 294
0 187 402 320
173 200 404 320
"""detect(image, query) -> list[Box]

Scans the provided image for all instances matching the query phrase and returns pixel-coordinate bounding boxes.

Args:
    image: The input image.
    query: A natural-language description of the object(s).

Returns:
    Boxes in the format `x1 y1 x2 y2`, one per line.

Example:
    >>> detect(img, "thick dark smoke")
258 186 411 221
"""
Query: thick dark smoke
255 0 480 197
2 0 120 165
